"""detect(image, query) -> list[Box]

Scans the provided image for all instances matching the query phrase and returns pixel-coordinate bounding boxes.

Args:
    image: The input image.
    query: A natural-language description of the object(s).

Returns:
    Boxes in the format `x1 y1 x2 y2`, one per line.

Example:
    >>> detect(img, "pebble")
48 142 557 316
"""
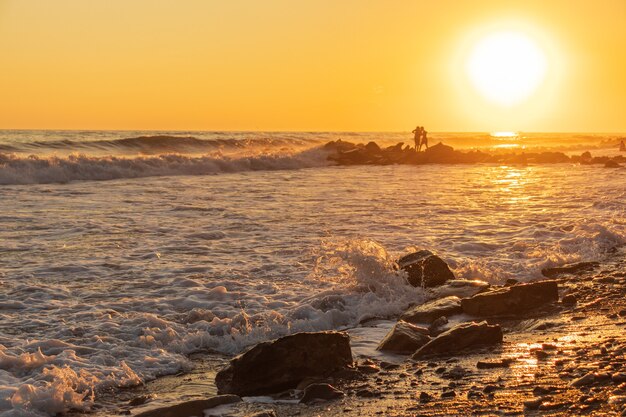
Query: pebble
441 390 456 398
419 391 432 403
571 372 595 387
524 398 543 409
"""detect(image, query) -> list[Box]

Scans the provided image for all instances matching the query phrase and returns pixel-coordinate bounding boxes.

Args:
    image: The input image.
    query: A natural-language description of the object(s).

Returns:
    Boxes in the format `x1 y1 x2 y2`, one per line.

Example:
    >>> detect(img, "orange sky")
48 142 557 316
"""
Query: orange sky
1 0 625 132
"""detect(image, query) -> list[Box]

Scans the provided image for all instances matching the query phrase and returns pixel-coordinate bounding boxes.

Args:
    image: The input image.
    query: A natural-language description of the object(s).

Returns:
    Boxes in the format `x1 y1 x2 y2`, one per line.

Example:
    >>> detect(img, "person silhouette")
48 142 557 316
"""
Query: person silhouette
620 140 626 152
421 129 429 150
412 126 422 151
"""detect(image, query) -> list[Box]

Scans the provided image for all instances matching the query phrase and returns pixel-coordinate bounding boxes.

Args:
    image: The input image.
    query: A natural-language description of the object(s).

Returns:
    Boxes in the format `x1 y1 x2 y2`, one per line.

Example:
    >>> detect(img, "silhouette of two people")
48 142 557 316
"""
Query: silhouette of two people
412 126 428 152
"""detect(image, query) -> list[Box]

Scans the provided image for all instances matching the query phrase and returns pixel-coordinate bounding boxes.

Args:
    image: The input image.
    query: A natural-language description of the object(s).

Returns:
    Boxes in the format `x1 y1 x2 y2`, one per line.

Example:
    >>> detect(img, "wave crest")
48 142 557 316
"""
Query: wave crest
0 148 331 185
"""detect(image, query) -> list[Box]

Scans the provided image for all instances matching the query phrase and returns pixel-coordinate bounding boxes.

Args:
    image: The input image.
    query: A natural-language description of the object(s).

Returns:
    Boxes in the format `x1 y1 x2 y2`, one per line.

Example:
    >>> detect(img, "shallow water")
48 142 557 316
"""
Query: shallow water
0 131 625 416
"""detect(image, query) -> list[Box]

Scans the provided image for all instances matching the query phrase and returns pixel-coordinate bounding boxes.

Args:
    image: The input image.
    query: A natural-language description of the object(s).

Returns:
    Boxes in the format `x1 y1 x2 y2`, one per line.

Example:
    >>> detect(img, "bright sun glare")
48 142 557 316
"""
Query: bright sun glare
467 31 547 106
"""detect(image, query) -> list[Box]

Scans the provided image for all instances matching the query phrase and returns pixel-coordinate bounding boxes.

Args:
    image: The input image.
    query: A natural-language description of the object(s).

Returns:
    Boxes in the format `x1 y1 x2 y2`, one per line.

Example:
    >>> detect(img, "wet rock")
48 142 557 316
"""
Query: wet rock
428 316 449 336
541 262 599 278
397 250 455 288
135 395 241 417
524 397 543 409
483 384 498 394
300 383 345 404
561 294 578 305
605 160 622 168
419 391 433 402
377 321 430 354
128 395 155 406
357 364 380 374
401 296 463 324
411 321 503 358
571 372 595 387
215 332 352 396
461 280 558 316
476 359 513 369
612 373 626 383
356 388 380 398
441 389 456 398
429 279 490 298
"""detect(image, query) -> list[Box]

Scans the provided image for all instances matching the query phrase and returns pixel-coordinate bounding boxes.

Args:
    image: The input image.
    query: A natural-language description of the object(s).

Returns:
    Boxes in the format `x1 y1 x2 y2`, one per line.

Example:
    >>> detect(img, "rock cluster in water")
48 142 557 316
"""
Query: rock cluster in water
324 140 626 167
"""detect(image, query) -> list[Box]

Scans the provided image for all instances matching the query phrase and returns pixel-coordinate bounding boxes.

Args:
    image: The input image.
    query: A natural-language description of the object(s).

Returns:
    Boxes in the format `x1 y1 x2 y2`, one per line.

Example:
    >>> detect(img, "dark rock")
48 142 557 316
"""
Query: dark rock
357 364 380 374
356 388 379 398
476 359 513 369
377 321 430 354
612 373 626 383
441 390 456 398
424 142 458 163
524 398 543 409
605 160 621 168
461 280 558 316
419 391 432 402
215 332 352 396
398 250 455 288
400 296 463 324
411 321 503 358
135 395 241 417
541 262 599 278
483 384 498 394
571 372 595 387
428 316 449 336
300 383 345 404
430 279 490 298
561 294 578 305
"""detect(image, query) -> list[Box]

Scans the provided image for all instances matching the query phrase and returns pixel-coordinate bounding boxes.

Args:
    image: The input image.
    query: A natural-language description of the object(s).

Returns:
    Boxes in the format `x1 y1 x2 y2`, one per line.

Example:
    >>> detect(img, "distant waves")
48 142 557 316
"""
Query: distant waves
0 149 331 185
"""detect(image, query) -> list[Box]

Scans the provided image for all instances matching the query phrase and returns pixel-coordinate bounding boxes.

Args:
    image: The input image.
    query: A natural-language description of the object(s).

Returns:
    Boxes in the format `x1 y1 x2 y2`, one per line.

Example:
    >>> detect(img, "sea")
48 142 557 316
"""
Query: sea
0 130 625 416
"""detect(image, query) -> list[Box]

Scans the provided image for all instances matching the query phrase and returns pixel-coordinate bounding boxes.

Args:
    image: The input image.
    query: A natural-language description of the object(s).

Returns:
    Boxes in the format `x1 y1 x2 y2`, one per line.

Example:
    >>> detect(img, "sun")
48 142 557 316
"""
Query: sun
466 31 547 106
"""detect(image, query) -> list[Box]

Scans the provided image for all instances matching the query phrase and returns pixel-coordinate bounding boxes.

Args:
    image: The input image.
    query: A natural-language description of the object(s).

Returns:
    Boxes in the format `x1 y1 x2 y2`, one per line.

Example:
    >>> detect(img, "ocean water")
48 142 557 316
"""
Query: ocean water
0 131 625 416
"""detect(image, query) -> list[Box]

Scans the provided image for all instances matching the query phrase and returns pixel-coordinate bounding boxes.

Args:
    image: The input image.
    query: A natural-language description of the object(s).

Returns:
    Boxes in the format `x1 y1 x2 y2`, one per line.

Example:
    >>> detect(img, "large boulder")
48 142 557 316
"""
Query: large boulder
377 320 431 354
411 321 503 358
215 332 353 396
398 250 455 288
461 280 558 317
400 296 463 324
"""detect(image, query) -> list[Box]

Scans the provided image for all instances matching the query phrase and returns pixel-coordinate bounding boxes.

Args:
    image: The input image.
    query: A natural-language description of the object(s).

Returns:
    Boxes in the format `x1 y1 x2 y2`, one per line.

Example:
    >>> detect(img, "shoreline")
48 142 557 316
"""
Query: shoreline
76 247 626 417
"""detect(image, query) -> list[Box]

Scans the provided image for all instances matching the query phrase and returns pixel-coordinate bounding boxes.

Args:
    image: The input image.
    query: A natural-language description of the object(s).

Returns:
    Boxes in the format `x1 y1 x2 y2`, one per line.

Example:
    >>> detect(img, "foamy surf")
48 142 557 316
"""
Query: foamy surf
0 239 427 416
0 148 332 185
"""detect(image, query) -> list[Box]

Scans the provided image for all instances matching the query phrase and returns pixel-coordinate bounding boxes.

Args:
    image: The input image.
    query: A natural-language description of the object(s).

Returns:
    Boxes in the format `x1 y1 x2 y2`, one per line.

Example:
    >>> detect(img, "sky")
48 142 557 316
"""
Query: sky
1 0 625 132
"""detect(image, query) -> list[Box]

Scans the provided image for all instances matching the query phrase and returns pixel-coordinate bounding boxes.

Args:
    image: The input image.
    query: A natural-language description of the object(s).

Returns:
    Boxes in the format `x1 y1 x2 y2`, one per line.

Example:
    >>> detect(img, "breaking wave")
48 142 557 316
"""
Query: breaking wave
0 148 332 185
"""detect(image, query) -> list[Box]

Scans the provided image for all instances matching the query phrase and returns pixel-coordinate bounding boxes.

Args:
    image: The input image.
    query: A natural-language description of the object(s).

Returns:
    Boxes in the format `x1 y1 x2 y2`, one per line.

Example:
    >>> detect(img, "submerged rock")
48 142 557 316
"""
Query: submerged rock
400 296 463 324
377 320 430 354
215 332 353 396
135 395 241 417
541 262 599 278
461 280 558 317
411 321 503 358
398 250 455 288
